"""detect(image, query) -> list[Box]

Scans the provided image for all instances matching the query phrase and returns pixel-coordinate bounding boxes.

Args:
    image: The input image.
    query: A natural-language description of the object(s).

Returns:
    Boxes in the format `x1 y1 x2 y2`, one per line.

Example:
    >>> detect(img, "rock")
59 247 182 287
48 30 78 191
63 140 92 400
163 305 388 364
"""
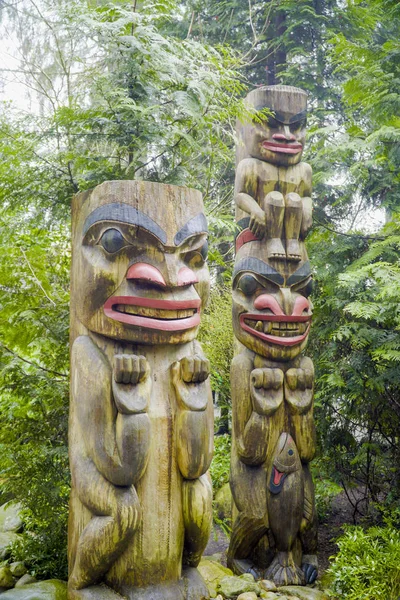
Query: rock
219 575 261 598
202 553 223 563
214 483 232 522
0 566 14 589
260 579 277 592
14 575 37 588
239 573 255 582
0 532 19 560
0 579 67 599
9 564 27 578
237 593 258 600
260 592 278 600
211 596 224 600
0 503 23 533
278 587 329 600
198 559 233 598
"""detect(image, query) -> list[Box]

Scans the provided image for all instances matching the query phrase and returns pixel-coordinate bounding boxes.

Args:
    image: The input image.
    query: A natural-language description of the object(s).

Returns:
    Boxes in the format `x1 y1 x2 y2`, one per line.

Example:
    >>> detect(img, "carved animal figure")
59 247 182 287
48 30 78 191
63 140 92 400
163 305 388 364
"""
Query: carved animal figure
228 86 318 587
69 180 213 600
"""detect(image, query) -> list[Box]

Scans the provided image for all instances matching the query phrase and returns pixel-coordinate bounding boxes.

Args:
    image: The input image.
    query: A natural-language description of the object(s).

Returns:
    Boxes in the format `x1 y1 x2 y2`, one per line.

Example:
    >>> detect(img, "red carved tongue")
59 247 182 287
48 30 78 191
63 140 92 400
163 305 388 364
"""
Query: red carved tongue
273 467 285 486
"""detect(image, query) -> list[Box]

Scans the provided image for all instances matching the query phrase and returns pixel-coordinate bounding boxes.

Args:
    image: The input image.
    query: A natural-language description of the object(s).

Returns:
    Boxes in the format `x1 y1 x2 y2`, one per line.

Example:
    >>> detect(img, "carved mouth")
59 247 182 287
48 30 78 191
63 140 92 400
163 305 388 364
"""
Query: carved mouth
240 313 311 347
104 296 201 331
262 141 303 155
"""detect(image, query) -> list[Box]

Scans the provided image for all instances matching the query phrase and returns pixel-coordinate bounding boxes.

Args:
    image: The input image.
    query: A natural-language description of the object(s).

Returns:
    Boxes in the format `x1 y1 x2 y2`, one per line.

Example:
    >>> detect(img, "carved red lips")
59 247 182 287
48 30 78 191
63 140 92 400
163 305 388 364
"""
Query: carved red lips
104 296 201 331
262 141 303 155
240 294 311 347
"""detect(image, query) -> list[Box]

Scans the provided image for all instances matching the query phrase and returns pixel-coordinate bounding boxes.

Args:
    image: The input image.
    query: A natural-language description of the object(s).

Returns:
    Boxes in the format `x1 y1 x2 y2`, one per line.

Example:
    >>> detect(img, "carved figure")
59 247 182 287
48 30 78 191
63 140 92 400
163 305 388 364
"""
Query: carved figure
228 86 318 587
235 85 312 262
69 180 213 600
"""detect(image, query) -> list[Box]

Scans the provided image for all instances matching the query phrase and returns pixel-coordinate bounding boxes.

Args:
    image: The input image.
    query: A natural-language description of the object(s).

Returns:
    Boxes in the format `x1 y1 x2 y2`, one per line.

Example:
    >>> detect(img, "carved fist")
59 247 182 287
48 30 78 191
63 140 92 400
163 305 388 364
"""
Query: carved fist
179 355 210 384
249 209 266 239
114 354 149 385
250 367 284 416
285 366 313 415
112 354 151 414
171 355 210 411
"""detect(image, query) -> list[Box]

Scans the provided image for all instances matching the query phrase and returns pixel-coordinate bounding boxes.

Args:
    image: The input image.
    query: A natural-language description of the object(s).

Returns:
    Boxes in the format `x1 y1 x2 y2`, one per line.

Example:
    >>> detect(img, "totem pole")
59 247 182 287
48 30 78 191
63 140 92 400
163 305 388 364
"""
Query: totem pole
69 180 213 600
228 86 318 586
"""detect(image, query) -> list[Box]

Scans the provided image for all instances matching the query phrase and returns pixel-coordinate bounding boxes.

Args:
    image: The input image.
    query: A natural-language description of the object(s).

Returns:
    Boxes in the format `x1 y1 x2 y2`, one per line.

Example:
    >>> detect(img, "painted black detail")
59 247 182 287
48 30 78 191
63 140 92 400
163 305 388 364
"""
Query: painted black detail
174 213 208 246
269 467 286 495
99 228 126 254
233 258 284 286
286 261 312 286
83 203 167 244
237 274 259 296
303 563 318 585
254 107 307 125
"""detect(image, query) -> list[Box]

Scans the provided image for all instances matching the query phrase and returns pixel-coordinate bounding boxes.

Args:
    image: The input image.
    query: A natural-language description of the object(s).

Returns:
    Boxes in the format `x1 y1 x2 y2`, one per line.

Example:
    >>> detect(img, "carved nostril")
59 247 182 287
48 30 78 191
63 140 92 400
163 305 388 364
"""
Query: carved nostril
177 267 198 287
126 263 166 287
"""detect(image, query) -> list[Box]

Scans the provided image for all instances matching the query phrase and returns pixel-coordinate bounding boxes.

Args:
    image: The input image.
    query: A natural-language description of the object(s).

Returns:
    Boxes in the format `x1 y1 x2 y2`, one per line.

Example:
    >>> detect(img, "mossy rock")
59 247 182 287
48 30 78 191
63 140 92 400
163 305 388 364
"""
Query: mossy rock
219 575 261 598
0 504 23 534
198 558 233 598
278 586 329 600
0 532 19 560
0 580 67 599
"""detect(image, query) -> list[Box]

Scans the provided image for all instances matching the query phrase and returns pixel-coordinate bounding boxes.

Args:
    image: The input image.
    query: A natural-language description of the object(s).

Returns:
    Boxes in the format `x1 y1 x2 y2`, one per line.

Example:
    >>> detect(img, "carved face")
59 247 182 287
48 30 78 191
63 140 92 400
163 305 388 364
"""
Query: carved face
72 181 209 345
240 85 308 167
232 244 313 361
244 111 306 167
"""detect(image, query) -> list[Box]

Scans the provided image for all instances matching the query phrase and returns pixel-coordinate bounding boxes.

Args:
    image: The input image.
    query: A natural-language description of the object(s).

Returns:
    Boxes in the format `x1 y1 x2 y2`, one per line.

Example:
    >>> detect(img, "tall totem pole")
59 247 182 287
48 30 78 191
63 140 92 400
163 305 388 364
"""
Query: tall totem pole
69 180 213 600
228 86 318 586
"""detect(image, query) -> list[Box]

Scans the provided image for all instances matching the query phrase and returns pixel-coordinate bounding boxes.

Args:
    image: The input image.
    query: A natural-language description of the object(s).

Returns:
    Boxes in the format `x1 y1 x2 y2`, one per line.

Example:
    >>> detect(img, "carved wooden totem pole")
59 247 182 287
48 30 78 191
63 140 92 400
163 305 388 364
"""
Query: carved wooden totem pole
69 180 213 600
228 85 318 586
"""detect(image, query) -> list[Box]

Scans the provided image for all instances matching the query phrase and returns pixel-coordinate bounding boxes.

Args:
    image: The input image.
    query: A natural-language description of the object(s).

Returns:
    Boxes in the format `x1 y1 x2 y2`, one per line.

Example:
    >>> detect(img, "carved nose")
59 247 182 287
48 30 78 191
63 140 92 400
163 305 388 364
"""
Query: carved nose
177 267 198 286
272 127 296 142
254 292 310 316
126 263 166 287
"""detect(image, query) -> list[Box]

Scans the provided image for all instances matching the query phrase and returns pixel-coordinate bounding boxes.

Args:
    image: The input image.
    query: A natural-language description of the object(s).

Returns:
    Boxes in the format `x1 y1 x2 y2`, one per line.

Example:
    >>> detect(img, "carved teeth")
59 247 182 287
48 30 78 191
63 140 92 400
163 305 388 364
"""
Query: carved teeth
115 304 196 319
244 318 308 337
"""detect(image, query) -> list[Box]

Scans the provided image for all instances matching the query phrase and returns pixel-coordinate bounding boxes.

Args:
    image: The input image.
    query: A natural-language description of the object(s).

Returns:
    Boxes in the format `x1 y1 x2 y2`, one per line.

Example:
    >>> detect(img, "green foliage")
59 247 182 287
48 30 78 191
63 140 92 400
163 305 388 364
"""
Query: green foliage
198 287 233 431
209 434 231 494
327 520 400 599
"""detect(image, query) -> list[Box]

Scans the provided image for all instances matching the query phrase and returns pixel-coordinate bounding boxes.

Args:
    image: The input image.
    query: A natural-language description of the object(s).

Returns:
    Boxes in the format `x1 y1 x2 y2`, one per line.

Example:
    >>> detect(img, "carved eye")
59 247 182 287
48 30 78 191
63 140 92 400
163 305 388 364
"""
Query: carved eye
99 228 126 254
185 242 208 268
295 278 313 297
288 449 294 456
290 118 307 133
237 274 259 296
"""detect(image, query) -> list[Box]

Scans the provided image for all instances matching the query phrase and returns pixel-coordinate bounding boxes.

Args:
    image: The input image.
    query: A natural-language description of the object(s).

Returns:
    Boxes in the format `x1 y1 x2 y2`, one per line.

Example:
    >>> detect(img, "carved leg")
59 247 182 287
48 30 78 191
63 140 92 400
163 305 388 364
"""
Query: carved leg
182 474 213 568
263 191 285 259
227 511 268 577
284 192 302 261
69 459 141 593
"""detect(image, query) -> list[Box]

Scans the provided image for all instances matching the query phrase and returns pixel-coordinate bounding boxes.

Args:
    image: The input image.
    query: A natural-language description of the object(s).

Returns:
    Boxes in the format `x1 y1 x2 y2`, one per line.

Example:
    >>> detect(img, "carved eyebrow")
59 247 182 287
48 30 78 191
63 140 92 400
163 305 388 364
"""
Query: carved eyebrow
287 261 312 286
83 203 167 244
174 213 208 246
254 107 307 125
233 258 284 285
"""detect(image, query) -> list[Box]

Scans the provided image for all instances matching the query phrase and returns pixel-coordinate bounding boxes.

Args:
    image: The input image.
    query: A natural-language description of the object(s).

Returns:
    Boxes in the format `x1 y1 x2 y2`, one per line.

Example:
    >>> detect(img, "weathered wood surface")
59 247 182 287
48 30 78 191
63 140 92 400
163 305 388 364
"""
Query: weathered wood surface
228 86 318 586
69 180 213 600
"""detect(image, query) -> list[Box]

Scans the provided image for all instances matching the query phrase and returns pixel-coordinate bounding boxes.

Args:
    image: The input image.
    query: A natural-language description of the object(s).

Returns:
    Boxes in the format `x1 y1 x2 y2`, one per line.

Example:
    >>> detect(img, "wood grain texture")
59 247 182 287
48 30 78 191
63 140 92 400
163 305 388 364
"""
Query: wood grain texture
69 181 213 600
229 86 318 587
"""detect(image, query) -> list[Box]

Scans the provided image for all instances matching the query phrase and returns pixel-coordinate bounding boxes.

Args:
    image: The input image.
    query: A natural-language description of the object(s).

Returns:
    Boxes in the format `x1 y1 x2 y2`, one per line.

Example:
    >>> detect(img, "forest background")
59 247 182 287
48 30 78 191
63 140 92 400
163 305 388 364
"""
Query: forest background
0 0 400 597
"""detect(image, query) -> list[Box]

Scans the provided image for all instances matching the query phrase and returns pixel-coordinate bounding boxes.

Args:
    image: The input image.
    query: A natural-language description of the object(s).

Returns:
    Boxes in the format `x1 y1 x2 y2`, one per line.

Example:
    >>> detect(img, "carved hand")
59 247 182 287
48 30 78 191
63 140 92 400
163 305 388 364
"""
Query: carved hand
285 367 313 415
249 208 266 239
112 354 151 414
171 355 210 411
250 368 284 416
